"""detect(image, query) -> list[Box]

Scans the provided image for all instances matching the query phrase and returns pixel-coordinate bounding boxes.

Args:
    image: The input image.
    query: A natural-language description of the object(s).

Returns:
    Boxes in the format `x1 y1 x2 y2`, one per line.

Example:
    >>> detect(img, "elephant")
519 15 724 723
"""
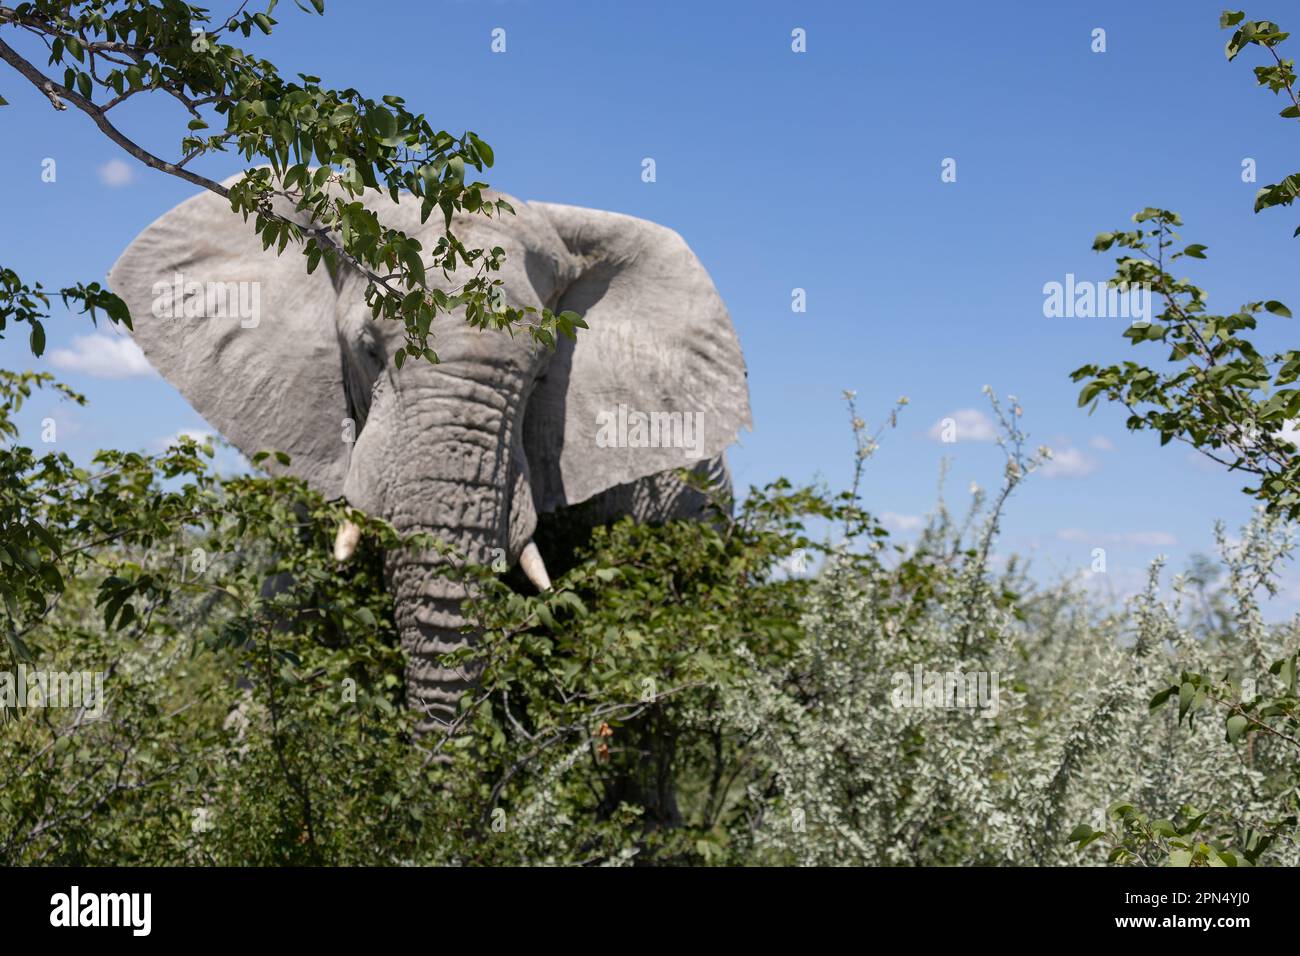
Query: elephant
108 173 751 734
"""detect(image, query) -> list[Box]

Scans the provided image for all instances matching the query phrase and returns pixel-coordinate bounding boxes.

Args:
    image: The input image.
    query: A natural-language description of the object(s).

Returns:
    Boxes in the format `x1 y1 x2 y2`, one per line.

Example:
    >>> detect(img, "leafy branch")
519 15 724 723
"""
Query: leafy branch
0 0 584 366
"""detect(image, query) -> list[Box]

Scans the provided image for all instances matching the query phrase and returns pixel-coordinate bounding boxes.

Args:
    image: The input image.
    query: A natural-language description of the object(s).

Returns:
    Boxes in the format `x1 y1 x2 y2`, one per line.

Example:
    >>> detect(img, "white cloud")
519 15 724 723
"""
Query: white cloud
97 158 134 187
154 428 214 452
1088 435 1116 452
928 408 997 443
48 332 154 379
1040 446 1098 479
1058 528 1178 548
881 511 925 532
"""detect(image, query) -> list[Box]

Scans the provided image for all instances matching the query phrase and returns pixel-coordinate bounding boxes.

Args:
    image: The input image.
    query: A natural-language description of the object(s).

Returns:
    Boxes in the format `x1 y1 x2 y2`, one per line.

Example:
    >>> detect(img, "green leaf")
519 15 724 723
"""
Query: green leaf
1150 685 1177 710
1270 654 1297 691
1225 713 1248 742
1264 300 1292 317
400 247 426 287
5 628 34 663
368 106 399 145
535 602 555 630
470 134 494 167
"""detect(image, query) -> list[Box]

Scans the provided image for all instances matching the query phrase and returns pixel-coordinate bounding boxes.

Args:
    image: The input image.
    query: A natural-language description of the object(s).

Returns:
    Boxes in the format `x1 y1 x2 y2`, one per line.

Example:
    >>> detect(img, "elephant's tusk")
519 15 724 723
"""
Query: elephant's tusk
519 540 552 592
333 519 362 562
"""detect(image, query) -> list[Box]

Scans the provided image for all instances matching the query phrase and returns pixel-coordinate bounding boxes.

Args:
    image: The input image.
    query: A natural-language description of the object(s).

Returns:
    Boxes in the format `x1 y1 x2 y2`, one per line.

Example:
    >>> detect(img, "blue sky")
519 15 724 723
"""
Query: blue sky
2 0 1298 609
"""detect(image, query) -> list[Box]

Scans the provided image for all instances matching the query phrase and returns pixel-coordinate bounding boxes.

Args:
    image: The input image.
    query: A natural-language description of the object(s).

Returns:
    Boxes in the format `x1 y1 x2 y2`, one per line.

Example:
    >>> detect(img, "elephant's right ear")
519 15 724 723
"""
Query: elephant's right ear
523 203 752 511
108 176 351 498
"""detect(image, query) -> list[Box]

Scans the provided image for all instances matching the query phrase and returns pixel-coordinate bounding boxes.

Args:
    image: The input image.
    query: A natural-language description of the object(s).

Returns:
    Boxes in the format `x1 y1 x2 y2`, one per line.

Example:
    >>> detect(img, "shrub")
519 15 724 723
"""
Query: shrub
3 373 1298 866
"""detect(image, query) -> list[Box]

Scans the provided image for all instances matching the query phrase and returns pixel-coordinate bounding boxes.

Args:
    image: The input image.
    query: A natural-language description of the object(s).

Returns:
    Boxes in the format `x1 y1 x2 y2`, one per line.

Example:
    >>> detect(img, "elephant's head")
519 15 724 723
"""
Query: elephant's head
108 173 751 732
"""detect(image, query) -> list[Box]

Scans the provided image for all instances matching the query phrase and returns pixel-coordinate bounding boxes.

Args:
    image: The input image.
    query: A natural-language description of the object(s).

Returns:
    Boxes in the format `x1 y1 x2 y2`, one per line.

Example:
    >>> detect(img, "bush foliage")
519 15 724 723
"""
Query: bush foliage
3 370 1298 866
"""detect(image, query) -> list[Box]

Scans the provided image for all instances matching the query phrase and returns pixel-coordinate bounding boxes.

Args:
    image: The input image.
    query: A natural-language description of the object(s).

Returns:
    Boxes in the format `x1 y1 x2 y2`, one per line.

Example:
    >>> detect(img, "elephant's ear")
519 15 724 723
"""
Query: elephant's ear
524 203 751 511
107 175 351 498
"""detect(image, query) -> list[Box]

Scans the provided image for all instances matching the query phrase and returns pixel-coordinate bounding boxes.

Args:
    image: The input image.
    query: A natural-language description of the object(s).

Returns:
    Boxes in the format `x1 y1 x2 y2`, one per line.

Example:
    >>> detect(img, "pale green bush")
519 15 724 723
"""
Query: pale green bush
720 397 1300 866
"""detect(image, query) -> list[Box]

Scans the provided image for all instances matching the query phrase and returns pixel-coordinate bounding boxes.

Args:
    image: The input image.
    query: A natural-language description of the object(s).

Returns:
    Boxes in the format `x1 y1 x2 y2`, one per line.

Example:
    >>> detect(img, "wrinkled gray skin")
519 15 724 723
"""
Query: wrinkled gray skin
110 175 751 734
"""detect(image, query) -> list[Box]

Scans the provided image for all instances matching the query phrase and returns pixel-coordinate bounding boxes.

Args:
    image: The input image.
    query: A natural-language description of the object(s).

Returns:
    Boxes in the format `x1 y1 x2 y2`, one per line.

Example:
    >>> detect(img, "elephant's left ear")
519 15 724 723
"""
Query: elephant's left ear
523 203 752 511
108 174 351 498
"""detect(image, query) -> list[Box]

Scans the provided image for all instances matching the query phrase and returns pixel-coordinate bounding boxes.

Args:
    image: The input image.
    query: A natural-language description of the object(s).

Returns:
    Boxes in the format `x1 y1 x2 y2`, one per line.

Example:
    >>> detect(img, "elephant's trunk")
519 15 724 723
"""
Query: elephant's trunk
388 545 487 734
372 351 545 738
